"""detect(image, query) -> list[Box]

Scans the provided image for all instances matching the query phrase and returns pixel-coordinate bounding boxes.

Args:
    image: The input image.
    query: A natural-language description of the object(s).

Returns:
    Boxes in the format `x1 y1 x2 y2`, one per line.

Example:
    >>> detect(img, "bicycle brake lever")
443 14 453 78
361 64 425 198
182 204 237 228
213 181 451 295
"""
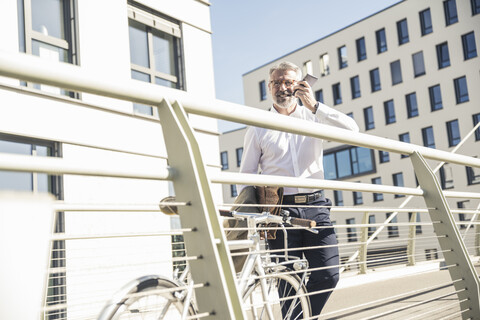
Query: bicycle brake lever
306 228 319 234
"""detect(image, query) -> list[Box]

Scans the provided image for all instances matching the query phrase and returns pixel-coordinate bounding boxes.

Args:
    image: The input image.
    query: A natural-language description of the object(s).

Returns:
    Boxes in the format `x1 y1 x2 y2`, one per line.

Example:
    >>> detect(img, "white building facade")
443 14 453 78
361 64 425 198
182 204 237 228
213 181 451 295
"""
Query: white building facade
0 0 220 318
221 0 480 266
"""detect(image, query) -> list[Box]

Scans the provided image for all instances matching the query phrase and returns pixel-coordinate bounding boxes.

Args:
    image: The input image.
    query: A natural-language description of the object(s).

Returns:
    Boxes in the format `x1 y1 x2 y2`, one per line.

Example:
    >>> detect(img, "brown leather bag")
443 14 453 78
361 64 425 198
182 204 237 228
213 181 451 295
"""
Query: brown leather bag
255 186 284 239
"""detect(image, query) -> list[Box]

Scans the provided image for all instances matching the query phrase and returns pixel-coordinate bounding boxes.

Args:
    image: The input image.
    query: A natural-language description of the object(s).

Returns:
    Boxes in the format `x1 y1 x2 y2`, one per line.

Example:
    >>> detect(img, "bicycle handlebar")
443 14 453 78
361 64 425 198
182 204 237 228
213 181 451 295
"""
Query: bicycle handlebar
219 210 316 228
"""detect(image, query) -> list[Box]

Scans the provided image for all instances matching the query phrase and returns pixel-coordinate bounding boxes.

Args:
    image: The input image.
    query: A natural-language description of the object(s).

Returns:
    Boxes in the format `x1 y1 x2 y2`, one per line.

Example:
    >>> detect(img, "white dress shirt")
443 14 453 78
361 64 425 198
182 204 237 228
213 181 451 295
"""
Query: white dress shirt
239 102 359 195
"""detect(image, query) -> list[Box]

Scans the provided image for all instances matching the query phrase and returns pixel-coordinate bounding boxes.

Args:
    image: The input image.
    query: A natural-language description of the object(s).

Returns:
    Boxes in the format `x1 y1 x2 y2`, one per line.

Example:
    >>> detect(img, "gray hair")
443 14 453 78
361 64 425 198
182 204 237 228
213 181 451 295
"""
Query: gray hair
269 61 301 80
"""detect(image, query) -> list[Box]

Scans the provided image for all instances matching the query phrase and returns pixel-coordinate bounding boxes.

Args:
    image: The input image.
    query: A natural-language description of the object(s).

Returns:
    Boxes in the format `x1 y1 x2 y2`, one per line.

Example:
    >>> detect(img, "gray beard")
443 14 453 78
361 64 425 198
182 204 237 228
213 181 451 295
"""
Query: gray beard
274 95 296 109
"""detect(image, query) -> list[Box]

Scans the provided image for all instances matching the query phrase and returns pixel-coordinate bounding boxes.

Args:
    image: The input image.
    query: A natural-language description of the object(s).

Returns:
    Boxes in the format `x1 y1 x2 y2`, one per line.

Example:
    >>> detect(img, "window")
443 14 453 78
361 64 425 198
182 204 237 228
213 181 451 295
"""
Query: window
128 5 184 115
444 0 458 26
462 32 477 60
368 215 377 238
320 53 330 76
384 100 396 125
363 106 375 130
220 151 228 170
436 42 450 69
406 93 418 118
408 212 422 234
324 147 375 180
372 177 384 202
457 201 469 229
472 0 480 15
439 164 454 189
390 60 402 85
392 173 405 198
386 213 399 237
17 0 78 96
429 84 443 111
376 28 387 53
334 190 344 206
466 165 480 185
397 19 409 45
399 132 410 158
379 150 390 163
303 60 313 76
338 46 348 69
332 83 342 105
446 119 461 146
473 113 480 141
230 184 238 197
0 134 65 319
236 147 243 167
259 80 267 101
425 248 438 260
356 37 367 61
170 218 187 274
422 126 436 148
315 89 324 103
353 190 363 205
412 52 426 77
454 76 469 104
370 68 381 92
350 76 361 99
346 218 357 242
420 8 433 35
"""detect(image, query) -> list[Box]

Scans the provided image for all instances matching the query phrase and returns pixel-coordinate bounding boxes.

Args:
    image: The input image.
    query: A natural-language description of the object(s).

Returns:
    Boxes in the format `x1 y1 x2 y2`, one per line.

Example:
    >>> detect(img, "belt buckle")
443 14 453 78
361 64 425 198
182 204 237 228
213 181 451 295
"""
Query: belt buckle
294 195 307 204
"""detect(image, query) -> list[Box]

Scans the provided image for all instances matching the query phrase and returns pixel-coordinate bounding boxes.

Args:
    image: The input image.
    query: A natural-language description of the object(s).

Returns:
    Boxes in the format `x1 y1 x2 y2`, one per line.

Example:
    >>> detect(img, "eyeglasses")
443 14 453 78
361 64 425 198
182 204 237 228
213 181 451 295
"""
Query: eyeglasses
270 80 296 88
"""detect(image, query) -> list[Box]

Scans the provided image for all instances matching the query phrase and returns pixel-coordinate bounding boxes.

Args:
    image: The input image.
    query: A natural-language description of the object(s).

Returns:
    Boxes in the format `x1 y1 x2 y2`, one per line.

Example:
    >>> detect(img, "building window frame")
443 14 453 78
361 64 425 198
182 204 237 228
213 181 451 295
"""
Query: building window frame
220 151 228 170
376 28 388 54
412 51 426 77
319 53 330 77
315 89 324 103
379 150 390 163
406 92 419 118
346 218 358 242
462 31 477 60
235 147 243 167
390 60 402 85
446 119 461 147
422 126 436 149
338 45 348 69
419 8 433 36
429 84 443 111
324 146 376 180
386 213 400 237
363 106 375 131
454 76 469 104
259 80 267 101
440 164 455 189
356 37 367 61
466 165 480 185
444 0 459 26
372 177 384 202
384 99 396 125
473 113 480 141
332 82 342 105
436 42 451 69
472 0 480 15
350 75 361 99
370 68 381 92
396 18 409 45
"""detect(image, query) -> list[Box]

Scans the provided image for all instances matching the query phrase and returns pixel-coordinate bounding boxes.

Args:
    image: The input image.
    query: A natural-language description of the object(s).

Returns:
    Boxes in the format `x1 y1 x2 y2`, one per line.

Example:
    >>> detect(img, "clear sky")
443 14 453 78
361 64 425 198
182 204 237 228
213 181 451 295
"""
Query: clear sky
209 0 402 132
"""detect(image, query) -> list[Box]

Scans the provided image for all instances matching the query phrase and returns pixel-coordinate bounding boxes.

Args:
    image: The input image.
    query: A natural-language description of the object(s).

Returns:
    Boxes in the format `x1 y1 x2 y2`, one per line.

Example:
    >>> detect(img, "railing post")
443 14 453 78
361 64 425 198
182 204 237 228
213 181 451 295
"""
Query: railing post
410 151 480 319
407 212 417 266
156 100 244 319
359 212 369 274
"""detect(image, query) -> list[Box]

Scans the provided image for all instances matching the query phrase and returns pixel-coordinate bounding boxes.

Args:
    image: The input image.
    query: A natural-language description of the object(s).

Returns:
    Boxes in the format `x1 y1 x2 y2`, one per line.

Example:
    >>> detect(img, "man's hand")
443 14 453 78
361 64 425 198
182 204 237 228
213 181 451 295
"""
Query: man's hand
294 80 317 113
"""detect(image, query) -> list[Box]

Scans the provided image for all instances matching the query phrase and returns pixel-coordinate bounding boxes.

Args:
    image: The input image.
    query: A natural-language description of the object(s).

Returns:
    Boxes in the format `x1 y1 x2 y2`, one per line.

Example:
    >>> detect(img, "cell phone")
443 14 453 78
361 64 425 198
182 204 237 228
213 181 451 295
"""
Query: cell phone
303 74 318 87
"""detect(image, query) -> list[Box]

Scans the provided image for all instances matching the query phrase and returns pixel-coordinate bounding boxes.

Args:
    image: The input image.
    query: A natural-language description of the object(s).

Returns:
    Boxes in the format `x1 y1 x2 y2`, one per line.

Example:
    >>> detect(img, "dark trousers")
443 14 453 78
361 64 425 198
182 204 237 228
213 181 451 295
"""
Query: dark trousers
268 196 339 317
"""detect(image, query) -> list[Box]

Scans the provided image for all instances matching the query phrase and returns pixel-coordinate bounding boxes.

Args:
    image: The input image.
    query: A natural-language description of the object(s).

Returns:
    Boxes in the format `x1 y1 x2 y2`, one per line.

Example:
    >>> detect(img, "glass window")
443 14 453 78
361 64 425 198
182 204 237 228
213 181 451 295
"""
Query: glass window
446 119 461 146
338 46 348 69
422 126 436 148
303 60 313 76
444 0 458 26
370 68 381 92
406 92 418 118
412 51 426 77
420 8 433 35
384 100 396 125
353 190 363 205
386 213 399 237
356 37 367 61
472 0 480 15
259 80 267 101
393 172 405 198
350 76 361 99
332 83 342 105
466 165 480 185
457 201 469 229
324 147 375 180
390 60 402 85
346 218 357 242
363 106 375 130
397 19 409 45
334 190 344 206
236 147 243 167
436 42 451 69
429 84 443 111
372 177 384 202
230 184 238 197
128 5 184 115
220 151 228 170
376 28 387 53
473 113 480 141
439 164 454 189
399 132 410 158
379 150 390 163
319 53 330 76
462 32 477 60
368 215 377 238
17 0 77 95
315 89 324 103
454 76 469 104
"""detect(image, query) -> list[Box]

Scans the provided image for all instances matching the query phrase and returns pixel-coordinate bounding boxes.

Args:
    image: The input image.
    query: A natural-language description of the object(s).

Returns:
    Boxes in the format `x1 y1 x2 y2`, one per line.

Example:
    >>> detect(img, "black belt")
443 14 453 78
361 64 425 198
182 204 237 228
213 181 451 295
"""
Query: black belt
283 191 322 204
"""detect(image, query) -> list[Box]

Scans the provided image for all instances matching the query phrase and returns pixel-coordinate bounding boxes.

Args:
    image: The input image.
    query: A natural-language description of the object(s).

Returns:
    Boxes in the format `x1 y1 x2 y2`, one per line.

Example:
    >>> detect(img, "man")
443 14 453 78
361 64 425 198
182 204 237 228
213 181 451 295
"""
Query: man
239 61 359 317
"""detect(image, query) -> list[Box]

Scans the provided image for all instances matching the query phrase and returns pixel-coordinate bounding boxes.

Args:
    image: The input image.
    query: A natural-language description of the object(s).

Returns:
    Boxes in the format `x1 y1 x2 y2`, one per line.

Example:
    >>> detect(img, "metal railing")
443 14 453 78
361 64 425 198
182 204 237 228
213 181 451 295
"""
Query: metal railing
0 51 479 319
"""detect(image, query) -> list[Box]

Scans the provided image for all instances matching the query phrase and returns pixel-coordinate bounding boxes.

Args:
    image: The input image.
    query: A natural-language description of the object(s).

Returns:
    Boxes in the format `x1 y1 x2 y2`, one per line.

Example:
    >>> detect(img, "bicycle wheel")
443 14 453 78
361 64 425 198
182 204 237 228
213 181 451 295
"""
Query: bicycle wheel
98 275 197 320
242 270 311 320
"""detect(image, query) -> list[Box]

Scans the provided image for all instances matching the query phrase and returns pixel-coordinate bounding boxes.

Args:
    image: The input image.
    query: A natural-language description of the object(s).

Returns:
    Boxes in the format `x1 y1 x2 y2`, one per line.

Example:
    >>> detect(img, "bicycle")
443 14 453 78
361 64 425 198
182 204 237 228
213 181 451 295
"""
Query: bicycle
97 203 317 320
